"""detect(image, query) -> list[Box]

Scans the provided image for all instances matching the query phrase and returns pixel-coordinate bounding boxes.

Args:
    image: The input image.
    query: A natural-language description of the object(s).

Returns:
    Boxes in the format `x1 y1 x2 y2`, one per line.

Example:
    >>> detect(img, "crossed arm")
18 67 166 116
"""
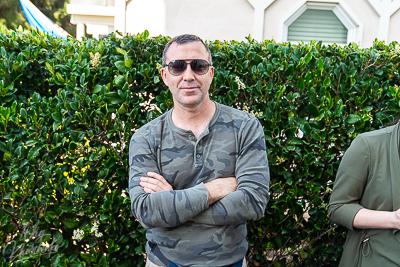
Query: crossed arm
140 172 238 205
129 118 269 229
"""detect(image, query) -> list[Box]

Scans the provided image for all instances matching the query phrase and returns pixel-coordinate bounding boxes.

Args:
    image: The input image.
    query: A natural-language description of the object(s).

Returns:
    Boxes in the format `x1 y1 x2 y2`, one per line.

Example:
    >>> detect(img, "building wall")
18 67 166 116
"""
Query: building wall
344 0 379 47
389 9 400 44
263 0 295 42
126 0 254 41
69 0 400 47
125 0 166 36
263 0 381 47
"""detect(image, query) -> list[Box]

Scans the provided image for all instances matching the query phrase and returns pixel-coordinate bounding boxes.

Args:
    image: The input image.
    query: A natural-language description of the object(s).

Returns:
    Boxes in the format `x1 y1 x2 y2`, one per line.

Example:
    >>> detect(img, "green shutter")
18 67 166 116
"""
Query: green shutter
288 9 348 44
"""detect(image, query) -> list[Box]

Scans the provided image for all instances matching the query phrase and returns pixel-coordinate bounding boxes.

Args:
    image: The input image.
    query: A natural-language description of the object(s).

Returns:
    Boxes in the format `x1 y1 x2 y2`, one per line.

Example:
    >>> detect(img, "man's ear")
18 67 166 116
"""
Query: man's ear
209 66 215 80
161 68 169 87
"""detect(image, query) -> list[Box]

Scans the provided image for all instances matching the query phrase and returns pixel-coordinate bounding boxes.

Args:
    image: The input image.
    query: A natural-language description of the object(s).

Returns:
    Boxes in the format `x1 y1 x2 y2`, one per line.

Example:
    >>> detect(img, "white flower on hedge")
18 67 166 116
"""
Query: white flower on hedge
235 76 246 90
111 113 116 120
111 143 117 148
90 52 101 68
95 231 103 238
72 229 84 241
91 221 103 238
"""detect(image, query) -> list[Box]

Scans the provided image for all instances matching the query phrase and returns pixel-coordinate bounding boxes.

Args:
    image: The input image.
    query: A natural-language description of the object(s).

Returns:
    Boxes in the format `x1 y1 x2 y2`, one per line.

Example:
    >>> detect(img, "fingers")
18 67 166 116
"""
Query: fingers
147 172 172 188
140 172 173 193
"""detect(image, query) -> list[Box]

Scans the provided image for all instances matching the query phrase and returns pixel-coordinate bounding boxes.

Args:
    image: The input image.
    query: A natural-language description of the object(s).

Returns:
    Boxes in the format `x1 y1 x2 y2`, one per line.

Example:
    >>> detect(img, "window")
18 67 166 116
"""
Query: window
288 9 347 44
281 1 362 45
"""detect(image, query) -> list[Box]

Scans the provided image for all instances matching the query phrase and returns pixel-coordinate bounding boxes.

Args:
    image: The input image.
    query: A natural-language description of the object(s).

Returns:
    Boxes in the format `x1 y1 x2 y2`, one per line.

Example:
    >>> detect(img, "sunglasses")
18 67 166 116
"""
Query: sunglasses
163 59 212 76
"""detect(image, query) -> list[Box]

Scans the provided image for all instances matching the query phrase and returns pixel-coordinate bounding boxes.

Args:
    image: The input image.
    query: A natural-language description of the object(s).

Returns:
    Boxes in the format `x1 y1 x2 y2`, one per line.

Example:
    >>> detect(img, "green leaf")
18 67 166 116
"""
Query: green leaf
12 62 21 71
14 146 22 157
46 62 54 75
3 151 11 161
63 218 79 228
125 58 133 68
27 146 41 160
308 104 319 117
118 104 127 115
69 141 77 150
25 140 39 146
53 231 64 245
98 256 107 267
305 52 312 64
80 73 85 85
20 108 27 118
142 30 149 39
51 112 62 123
93 84 104 94
323 77 331 87
105 92 124 104
116 47 128 56
115 61 128 73
0 47 6 58
114 75 126 88
297 77 304 91
70 102 79 111
345 114 361 124
317 58 324 70
100 214 109 222
56 72 65 83
0 141 7 152
80 253 92 261
47 211 57 219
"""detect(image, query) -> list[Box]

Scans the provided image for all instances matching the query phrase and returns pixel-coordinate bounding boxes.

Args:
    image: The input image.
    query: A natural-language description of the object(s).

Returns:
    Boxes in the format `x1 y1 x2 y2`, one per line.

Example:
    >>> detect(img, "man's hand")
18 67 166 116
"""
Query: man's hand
140 172 173 193
205 177 237 205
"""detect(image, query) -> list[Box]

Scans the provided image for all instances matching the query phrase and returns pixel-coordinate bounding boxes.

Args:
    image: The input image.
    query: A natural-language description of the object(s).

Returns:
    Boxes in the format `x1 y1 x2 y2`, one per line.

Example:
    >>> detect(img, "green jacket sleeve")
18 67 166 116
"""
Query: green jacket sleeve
328 135 370 231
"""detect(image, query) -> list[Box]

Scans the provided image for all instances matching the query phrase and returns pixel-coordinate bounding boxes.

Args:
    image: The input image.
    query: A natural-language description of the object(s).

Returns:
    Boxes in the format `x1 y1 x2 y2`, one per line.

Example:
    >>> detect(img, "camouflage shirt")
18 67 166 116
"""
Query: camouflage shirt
129 102 270 267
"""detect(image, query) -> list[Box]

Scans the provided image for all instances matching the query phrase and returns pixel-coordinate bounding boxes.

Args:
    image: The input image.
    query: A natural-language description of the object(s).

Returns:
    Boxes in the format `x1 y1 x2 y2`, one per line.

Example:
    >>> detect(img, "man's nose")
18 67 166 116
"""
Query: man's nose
182 64 195 81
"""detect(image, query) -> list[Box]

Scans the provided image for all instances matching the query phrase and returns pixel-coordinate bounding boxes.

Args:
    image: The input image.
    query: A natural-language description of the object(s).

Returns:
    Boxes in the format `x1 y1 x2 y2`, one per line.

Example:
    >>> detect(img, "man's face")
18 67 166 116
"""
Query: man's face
161 41 214 109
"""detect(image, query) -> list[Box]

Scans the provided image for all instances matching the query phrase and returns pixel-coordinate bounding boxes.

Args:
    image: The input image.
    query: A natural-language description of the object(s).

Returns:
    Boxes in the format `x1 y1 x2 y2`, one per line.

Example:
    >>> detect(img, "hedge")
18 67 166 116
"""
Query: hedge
1 28 400 267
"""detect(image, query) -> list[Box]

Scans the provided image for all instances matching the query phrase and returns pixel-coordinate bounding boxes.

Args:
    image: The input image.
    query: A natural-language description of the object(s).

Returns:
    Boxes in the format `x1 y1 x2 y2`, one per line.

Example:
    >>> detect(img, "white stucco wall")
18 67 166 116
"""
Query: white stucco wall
263 0 294 42
344 0 378 47
165 0 253 41
100 0 400 46
389 9 400 43
126 0 254 41
125 0 166 36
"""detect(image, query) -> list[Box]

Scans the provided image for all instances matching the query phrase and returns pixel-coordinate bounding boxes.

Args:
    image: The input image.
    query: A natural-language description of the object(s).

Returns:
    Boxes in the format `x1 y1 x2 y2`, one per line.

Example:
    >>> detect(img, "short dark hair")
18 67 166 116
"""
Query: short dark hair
162 34 212 66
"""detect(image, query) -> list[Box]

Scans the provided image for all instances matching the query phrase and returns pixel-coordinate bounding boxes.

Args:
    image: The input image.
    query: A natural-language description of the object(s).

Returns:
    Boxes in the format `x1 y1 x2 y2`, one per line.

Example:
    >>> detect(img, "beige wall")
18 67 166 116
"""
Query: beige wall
389 9 400 44
123 0 399 47
343 0 379 47
126 0 166 36
126 0 254 41
165 0 253 41
263 0 295 42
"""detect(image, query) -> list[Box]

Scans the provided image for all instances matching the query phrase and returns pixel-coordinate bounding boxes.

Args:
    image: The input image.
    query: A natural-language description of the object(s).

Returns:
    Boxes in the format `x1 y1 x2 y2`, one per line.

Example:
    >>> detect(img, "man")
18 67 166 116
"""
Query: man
129 34 270 267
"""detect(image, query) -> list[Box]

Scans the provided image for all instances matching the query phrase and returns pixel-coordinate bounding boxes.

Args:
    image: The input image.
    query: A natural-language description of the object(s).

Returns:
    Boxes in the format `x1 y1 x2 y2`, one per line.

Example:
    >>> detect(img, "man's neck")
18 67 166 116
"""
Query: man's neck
171 99 216 138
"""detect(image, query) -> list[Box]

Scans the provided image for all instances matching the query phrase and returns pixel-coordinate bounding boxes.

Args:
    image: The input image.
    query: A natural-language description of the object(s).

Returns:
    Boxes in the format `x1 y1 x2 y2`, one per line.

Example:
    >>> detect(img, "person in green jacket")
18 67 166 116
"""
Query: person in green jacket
328 119 400 266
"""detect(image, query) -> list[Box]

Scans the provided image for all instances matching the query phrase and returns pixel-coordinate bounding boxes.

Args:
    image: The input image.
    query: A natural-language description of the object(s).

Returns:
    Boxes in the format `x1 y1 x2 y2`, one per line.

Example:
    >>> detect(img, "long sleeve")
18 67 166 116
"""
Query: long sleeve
328 135 370 231
193 118 270 225
128 129 209 229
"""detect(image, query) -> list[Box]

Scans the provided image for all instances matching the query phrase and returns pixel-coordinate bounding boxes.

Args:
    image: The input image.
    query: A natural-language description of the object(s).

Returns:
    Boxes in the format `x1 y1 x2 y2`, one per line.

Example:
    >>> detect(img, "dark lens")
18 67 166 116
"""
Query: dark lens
169 60 186 75
191 59 209 75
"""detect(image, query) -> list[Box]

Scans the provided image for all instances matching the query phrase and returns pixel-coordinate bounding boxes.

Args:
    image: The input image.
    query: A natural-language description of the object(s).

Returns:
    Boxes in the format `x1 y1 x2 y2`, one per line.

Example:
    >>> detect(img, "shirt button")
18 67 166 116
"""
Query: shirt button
196 154 201 159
